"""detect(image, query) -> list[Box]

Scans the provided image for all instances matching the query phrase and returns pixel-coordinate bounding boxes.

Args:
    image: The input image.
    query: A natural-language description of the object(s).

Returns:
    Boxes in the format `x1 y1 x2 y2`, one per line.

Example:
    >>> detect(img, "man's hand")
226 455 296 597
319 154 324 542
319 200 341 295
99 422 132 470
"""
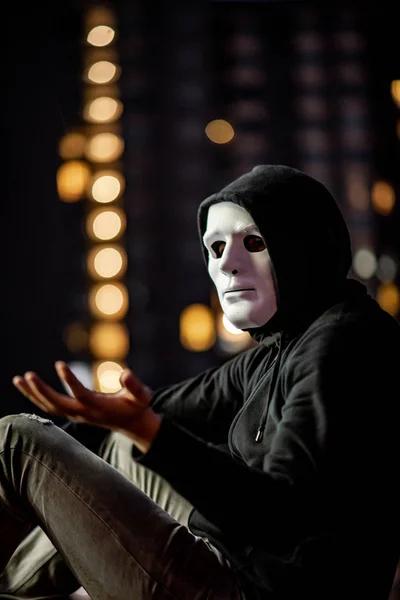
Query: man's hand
12 362 161 453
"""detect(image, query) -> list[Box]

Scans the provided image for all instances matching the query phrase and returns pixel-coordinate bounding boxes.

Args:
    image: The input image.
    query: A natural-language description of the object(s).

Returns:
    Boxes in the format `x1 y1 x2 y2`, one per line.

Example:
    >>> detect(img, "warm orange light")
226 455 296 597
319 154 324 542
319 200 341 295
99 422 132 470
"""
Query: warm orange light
90 171 124 203
89 321 129 359
87 245 127 279
371 181 396 216
205 119 235 144
390 80 400 108
57 160 91 202
58 132 86 159
88 282 129 319
85 133 124 162
179 304 216 351
86 207 126 241
87 25 115 47
376 283 400 316
94 360 125 392
216 313 252 354
84 97 123 123
87 61 118 84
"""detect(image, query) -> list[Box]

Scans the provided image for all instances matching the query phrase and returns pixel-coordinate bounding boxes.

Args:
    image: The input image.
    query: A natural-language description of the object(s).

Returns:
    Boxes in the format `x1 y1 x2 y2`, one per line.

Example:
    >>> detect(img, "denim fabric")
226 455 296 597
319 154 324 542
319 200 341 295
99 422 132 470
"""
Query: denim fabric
0 414 242 600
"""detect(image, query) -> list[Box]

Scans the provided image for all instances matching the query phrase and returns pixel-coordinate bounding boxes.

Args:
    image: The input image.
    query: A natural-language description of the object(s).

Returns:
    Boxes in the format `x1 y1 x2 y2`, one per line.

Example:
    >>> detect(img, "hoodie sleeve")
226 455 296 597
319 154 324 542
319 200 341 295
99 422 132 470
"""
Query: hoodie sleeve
139 317 399 542
149 343 268 443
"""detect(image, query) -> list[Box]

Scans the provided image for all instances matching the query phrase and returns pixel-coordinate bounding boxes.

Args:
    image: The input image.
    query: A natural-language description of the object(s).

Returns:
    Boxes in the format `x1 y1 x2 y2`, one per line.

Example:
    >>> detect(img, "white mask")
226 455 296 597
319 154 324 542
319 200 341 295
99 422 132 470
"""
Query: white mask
203 202 277 330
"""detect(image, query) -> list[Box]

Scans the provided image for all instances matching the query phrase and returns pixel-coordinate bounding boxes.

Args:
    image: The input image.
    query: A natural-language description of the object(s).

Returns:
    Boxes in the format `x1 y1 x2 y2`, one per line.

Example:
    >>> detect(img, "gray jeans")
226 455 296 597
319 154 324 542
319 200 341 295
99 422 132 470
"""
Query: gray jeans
0 414 242 600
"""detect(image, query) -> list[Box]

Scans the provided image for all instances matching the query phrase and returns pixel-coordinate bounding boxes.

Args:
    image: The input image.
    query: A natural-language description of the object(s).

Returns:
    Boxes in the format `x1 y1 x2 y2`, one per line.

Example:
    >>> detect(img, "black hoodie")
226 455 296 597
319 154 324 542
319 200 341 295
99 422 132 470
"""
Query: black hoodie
140 165 400 600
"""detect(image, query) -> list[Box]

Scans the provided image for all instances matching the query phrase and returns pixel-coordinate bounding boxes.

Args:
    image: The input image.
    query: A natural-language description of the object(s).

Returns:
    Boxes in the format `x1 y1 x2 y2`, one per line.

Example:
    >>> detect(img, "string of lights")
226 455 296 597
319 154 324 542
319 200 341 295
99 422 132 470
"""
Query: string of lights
57 4 130 392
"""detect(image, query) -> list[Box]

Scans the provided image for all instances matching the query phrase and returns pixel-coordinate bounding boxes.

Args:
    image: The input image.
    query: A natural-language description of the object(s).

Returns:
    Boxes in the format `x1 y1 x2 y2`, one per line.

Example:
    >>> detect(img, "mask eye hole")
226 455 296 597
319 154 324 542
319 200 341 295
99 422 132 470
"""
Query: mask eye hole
244 235 266 253
211 241 226 258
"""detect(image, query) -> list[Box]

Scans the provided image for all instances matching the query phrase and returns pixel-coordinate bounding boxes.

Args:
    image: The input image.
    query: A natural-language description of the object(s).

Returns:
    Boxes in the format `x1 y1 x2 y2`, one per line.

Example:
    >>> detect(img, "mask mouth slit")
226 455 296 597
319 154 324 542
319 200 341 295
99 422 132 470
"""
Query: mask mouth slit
225 288 255 294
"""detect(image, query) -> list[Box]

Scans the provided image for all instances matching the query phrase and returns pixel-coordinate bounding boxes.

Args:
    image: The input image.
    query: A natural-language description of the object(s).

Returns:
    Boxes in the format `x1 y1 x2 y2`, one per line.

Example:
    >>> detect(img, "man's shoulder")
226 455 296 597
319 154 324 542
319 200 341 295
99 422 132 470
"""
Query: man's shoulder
296 294 400 358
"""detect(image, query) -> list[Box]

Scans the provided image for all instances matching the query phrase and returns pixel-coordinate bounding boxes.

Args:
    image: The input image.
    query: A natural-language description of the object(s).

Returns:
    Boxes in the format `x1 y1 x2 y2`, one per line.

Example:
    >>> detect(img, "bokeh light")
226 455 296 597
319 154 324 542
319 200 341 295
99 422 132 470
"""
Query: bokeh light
371 180 396 216
390 79 400 108
376 283 400 316
352 247 377 279
87 61 118 84
377 254 398 283
95 360 124 392
86 207 126 241
58 132 86 159
87 245 127 279
89 321 129 359
89 282 129 319
217 313 252 355
205 119 235 144
180 304 216 351
90 171 124 203
57 160 91 203
84 97 123 123
87 25 115 47
85 133 124 162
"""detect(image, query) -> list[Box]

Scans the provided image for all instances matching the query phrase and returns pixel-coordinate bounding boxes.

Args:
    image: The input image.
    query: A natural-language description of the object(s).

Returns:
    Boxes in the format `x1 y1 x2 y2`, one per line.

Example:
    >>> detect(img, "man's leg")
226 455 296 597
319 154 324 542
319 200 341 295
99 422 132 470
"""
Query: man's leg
0 424 193 599
0 415 241 600
98 431 194 526
0 525 78 599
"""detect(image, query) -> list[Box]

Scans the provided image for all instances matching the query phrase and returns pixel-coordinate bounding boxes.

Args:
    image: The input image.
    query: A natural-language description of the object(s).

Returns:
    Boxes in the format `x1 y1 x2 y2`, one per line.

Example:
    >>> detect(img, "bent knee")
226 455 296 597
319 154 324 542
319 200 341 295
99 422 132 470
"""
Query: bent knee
0 413 55 440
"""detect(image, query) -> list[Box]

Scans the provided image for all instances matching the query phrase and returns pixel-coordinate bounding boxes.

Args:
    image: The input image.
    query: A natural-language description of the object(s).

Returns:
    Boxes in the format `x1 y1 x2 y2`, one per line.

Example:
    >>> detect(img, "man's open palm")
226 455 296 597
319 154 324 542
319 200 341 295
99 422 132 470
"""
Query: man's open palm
12 362 154 435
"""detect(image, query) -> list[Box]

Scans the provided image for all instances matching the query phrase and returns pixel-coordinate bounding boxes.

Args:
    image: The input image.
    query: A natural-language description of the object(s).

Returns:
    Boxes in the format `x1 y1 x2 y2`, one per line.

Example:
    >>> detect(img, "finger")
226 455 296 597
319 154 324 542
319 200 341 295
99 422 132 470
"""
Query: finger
13 375 34 398
121 369 152 405
54 361 91 400
23 372 83 417
13 374 59 414
13 373 52 407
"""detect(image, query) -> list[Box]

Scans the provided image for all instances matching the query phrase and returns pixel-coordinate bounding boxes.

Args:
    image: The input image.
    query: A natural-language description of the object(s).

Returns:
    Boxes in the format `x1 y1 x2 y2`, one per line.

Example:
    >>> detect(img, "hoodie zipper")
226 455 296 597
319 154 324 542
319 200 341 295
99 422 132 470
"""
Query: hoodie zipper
255 336 284 442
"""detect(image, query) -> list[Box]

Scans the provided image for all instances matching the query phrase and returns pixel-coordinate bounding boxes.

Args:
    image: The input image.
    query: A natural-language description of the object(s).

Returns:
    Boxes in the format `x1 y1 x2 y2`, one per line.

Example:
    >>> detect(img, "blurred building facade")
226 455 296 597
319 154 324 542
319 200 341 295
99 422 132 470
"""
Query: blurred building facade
4 0 399 415
115 0 400 387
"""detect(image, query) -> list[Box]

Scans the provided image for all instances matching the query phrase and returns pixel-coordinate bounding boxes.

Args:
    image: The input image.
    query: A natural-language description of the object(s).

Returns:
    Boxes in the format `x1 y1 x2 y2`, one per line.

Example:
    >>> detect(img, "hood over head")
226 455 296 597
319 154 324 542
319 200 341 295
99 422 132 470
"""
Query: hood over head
198 164 354 340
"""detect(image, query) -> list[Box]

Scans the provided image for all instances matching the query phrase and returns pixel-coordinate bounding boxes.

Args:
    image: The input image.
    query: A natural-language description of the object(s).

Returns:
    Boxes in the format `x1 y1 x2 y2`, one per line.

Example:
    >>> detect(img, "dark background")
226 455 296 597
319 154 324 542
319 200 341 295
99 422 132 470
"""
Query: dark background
3 0 400 417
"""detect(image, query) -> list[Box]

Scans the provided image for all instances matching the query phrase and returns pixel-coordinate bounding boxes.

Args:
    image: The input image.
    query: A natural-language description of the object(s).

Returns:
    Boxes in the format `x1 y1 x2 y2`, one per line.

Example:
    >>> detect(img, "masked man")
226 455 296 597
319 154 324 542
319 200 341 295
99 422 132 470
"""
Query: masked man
1 165 399 600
